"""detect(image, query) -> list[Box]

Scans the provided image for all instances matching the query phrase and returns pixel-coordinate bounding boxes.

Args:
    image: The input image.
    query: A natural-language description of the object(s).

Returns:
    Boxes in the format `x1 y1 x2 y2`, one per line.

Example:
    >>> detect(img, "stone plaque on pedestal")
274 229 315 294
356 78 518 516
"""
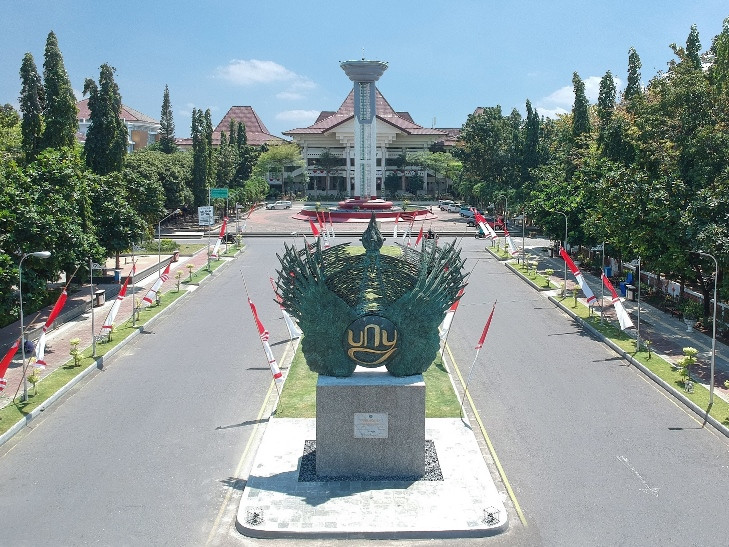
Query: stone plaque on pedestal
316 367 425 478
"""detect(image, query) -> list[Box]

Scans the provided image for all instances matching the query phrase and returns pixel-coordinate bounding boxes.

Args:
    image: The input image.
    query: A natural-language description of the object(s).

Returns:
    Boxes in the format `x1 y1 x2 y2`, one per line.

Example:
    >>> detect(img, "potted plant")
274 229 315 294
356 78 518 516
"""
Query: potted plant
682 300 702 332
28 367 40 395
677 346 698 392
69 337 82 366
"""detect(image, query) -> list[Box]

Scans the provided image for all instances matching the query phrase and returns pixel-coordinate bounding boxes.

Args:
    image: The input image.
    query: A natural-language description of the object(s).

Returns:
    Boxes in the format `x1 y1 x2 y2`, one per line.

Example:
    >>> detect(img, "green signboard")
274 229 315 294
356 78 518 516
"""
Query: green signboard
210 188 229 199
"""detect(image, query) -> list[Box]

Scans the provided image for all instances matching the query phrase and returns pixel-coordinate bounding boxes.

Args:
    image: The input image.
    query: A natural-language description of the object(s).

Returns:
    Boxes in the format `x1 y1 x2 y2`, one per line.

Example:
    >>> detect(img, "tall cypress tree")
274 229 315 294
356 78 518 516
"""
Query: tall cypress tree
19 52 45 162
522 99 540 174
686 24 702 70
597 71 616 147
204 109 215 186
571 72 591 141
83 64 128 175
159 84 176 153
42 31 78 150
191 108 208 206
624 47 642 102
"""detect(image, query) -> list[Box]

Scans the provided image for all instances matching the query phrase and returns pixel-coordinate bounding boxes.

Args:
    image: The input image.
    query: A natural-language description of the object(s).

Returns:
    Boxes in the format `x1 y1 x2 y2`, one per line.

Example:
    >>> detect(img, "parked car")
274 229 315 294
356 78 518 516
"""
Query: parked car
265 200 292 210
447 202 461 213
438 200 454 210
460 205 476 218
467 215 495 228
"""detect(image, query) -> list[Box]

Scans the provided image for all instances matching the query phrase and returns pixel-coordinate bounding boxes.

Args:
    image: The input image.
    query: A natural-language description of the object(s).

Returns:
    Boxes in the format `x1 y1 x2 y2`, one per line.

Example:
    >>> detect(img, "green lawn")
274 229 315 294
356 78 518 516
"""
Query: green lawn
275 342 461 418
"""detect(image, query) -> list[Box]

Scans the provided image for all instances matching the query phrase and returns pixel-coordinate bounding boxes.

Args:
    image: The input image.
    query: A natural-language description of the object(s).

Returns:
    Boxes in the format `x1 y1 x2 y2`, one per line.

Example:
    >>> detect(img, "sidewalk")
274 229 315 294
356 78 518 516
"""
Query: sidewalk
521 245 729 403
0 247 218 410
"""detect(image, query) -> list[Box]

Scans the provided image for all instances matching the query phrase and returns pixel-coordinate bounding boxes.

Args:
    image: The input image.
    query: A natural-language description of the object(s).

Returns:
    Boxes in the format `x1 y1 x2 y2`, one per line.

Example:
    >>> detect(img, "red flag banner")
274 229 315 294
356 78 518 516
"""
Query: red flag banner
0 338 21 391
476 302 497 350
559 247 597 305
248 297 283 384
601 273 634 330
142 263 172 305
415 225 424 246
101 273 131 331
308 218 320 237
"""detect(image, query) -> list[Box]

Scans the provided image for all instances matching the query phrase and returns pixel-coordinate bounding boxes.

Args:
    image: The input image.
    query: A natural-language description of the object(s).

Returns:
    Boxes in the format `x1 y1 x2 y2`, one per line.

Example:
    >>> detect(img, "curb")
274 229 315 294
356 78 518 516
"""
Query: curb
545 294 729 439
0 251 241 448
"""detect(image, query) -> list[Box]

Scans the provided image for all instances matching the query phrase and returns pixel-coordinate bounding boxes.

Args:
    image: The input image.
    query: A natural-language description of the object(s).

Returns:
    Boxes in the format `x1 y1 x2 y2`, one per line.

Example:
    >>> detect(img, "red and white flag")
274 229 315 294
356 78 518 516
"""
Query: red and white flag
404 218 415 246
601 273 634 330
248 297 283 385
269 277 302 339
327 212 335 242
211 217 228 259
415 225 424 246
439 287 465 340
476 302 497 350
473 210 498 240
559 247 597 305
503 227 521 257
101 273 131 332
142 263 171 306
34 289 68 369
308 218 320 238
0 338 21 392
393 212 401 238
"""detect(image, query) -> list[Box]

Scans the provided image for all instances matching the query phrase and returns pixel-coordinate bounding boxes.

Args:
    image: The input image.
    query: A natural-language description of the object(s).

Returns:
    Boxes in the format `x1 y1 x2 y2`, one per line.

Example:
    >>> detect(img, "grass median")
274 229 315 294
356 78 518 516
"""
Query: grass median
275 341 461 418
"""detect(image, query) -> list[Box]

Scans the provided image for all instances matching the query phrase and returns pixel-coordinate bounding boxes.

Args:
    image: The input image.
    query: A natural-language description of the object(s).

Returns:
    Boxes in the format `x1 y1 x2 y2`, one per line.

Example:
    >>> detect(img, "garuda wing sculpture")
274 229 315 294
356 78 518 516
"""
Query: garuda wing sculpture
275 215 466 377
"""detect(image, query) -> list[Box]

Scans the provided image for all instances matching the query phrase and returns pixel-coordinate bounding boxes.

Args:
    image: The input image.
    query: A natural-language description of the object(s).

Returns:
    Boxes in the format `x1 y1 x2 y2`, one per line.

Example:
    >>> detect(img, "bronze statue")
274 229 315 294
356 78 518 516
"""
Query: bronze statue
275 214 466 377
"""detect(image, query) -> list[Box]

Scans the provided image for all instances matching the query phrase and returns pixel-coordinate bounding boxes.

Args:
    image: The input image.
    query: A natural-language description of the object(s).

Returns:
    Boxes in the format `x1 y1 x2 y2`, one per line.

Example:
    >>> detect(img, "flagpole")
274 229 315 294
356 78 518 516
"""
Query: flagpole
459 301 497 419
242 273 282 398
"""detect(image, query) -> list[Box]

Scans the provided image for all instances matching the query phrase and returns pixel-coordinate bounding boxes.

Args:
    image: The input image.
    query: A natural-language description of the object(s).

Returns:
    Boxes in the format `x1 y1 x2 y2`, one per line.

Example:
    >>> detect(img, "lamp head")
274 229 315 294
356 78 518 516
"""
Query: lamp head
29 251 51 259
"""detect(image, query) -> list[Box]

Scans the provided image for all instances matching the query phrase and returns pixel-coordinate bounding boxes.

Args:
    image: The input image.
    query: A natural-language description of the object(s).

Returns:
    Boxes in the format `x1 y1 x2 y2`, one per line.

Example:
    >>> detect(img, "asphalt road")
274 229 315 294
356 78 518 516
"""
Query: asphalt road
445 237 729 546
1 235 728 546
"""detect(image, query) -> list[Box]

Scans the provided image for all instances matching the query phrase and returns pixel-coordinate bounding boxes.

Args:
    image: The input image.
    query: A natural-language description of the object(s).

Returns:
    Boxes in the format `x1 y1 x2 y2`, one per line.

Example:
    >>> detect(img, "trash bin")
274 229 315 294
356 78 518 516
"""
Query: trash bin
113 269 121 283
619 282 627 297
626 272 634 284
94 289 106 307
603 266 612 278
625 284 637 302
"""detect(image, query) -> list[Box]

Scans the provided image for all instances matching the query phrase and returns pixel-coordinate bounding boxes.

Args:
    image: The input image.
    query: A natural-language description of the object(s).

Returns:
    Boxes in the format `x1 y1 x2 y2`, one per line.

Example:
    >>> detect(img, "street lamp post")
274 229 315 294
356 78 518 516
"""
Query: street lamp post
157 209 181 275
694 251 719 420
19 250 51 402
89 259 102 357
552 211 568 296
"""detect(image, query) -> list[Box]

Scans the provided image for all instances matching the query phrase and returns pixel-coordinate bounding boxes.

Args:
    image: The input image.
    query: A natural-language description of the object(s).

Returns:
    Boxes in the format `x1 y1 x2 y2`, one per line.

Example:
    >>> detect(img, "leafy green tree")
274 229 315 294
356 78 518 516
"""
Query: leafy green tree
19 52 45 162
159 84 176 153
125 147 193 211
316 149 340 192
83 64 128 175
624 47 643 102
406 173 424 195
383 171 401 196
709 17 729 95
252 142 305 196
204 108 215 186
42 31 78 150
89 172 147 269
0 104 22 160
453 106 513 199
522 100 540 182
571 72 591 141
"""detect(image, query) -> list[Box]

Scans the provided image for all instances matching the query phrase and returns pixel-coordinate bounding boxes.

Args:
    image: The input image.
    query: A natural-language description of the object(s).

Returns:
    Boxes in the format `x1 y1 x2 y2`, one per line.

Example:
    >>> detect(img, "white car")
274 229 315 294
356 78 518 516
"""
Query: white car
447 203 461 213
266 200 292 210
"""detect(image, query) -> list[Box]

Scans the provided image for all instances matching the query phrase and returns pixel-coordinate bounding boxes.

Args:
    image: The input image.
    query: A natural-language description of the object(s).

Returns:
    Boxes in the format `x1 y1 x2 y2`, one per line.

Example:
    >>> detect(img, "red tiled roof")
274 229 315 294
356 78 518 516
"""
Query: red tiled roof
212 106 286 147
76 98 158 124
284 88 446 138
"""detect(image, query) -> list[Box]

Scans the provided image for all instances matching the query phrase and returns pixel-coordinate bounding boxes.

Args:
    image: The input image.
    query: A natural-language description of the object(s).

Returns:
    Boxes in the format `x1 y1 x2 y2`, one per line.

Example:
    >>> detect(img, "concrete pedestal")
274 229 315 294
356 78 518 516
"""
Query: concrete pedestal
316 367 425 478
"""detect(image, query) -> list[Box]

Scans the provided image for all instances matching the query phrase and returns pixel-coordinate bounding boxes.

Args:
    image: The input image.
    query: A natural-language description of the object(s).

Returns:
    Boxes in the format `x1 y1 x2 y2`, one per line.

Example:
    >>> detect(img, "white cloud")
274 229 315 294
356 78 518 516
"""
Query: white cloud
216 59 312 88
276 91 304 101
536 75 624 119
275 109 320 123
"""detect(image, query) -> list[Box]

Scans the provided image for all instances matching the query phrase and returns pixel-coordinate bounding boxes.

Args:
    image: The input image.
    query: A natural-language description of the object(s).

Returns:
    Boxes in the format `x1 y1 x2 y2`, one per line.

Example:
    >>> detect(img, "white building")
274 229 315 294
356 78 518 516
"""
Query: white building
76 99 160 153
284 89 454 197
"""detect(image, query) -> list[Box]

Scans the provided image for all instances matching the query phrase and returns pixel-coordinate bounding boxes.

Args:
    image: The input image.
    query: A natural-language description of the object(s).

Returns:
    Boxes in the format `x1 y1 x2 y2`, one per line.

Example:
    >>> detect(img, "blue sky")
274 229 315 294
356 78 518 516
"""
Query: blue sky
2 1 727 139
